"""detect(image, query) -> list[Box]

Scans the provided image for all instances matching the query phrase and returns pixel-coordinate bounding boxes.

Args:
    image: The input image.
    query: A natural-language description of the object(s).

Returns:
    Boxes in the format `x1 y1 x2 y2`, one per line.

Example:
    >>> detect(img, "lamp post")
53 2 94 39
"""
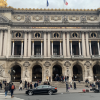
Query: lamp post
8 68 15 82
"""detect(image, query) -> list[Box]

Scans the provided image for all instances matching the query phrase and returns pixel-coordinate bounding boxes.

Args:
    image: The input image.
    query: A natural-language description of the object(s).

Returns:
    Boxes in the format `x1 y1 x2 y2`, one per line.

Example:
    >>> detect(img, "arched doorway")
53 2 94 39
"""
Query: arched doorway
53 65 62 81
11 65 21 82
73 65 83 81
93 65 100 81
32 65 42 82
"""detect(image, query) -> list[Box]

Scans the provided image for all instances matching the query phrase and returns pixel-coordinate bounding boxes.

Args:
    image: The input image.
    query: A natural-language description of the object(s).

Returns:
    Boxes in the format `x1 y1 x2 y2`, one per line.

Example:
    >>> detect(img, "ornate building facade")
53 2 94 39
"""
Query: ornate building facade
0 5 100 83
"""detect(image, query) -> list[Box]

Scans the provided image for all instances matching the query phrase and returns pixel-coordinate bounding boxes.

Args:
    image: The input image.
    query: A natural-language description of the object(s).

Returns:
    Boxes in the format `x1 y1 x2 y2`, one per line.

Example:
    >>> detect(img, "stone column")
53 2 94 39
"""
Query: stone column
3 30 7 56
97 41 100 55
79 41 81 55
7 26 11 58
41 41 42 56
82 32 86 57
60 41 62 55
52 41 53 56
44 33 46 57
28 33 31 57
0 30 3 56
89 41 92 56
32 41 34 56
63 32 66 57
21 41 23 56
12 41 14 56
86 32 89 57
67 32 70 57
24 32 27 57
70 41 72 56
48 33 50 57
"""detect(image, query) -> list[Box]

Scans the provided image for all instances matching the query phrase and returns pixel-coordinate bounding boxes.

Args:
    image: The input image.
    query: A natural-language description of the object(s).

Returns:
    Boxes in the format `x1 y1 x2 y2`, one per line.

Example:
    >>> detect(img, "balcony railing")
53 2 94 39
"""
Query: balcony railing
91 55 100 59
0 56 6 59
51 55 64 58
31 55 44 58
9 55 23 58
71 55 84 59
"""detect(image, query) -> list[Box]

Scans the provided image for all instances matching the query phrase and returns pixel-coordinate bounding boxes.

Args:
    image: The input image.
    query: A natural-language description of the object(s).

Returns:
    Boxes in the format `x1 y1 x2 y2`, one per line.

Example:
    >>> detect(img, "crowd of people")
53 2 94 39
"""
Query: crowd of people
54 76 68 82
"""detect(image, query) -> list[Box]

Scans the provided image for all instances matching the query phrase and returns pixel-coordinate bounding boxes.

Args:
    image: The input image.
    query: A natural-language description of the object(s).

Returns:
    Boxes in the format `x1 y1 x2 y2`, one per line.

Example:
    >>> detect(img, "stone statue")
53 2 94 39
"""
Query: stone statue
0 0 8 7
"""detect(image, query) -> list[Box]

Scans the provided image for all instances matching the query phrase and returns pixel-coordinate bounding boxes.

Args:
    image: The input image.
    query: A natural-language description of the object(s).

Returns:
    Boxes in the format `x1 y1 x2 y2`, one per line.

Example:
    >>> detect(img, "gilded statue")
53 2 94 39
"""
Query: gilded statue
0 0 8 7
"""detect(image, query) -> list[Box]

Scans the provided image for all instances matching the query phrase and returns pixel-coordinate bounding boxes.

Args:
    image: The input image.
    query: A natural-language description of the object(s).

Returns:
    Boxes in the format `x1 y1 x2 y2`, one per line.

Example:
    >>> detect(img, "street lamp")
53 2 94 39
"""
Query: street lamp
8 68 15 82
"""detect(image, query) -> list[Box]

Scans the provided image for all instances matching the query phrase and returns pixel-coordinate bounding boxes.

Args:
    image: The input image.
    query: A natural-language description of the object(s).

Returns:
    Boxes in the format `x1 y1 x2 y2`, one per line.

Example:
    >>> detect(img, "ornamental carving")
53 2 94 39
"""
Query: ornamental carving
51 16 61 21
53 32 60 38
0 65 4 77
33 15 43 21
87 16 97 21
71 32 79 38
44 15 49 22
14 15 24 21
23 62 30 67
34 32 41 38
46 70 49 76
0 14 9 23
69 16 79 21
62 15 68 23
64 61 71 67
14 32 23 38
84 61 92 69
80 16 87 23
25 15 31 23
90 32 97 38
44 61 51 67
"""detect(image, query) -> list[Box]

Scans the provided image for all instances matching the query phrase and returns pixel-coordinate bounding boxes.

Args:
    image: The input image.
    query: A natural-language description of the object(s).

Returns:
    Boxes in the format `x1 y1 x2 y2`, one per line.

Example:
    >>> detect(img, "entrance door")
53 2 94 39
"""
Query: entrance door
73 65 83 81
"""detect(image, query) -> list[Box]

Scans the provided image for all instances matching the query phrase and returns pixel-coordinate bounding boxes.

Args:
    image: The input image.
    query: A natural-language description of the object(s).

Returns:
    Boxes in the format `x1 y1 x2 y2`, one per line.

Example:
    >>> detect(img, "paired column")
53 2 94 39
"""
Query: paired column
48 33 50 57
24 32 27 57
52 41 53 56
89 41 92 56
32 41 34 56
60 41 62 55
12 41 14 56
67 33 70 57
86 32 89 56
63 32 66 57
44 33 46 57
70 41 72 56
28 33 31 56
21 41 23 56
79 41 81 55
0 30 3 56
97 41 100 55
41 41 43 56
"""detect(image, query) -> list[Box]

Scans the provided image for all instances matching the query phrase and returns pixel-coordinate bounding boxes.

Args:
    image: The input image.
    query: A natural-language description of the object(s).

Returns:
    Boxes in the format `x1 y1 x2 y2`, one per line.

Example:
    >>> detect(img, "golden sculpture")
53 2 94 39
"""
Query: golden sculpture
0 0 7 7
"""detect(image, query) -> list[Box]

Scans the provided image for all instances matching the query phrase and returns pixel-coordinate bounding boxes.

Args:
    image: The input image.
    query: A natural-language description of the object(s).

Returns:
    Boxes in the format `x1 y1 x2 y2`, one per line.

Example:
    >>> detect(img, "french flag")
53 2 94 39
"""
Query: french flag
64 0 68 5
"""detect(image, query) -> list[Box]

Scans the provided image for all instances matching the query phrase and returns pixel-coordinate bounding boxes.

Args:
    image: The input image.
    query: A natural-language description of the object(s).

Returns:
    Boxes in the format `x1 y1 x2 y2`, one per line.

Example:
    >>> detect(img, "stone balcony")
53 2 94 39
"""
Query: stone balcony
71 55 84 59
91 55 100 59
31 55 44 59
51 55 64 59
9 55 23 59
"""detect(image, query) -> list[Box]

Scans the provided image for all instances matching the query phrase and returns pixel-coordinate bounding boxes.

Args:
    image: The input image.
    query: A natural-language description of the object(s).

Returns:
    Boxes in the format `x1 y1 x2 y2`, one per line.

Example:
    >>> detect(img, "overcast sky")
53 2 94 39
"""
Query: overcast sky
7 0 100 9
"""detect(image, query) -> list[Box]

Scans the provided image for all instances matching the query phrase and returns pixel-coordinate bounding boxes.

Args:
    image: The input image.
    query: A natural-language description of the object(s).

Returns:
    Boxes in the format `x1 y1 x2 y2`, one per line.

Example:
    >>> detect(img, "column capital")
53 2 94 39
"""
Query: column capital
89 40 91 43
98 40 99 43
41 40 43 43
21 41 23 43
51 40 53 43
60 40 62 43
32 41 34 43
70 40 72 43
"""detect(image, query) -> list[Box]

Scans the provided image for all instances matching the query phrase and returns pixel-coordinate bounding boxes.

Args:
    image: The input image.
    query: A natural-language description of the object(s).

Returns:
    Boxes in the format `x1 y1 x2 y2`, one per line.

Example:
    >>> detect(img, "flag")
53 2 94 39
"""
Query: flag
47 0 49 7
64 0 68 5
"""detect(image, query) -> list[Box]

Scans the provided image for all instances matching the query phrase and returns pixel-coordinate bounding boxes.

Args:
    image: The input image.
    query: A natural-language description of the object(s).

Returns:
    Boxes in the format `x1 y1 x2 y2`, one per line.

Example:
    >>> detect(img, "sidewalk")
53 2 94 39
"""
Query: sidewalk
0 87 93 94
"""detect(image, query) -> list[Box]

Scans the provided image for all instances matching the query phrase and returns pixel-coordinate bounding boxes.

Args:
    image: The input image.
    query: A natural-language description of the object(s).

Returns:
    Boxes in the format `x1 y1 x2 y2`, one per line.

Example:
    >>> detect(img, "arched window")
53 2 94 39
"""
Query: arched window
15 32 22 38
35 33 41 38
90 32 97 38
53 33 59 38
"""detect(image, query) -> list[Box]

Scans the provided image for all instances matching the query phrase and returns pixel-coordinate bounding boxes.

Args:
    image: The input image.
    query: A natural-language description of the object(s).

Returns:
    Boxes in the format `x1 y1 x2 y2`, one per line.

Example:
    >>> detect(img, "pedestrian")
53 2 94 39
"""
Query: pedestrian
24 80 27 89
28 82 30 89
30 82 32 89
74 82 76 89
4 83 9 99
10 83 15 98
8 82 11 92
19 83 22 91
0 82 2 90
65 76 67 82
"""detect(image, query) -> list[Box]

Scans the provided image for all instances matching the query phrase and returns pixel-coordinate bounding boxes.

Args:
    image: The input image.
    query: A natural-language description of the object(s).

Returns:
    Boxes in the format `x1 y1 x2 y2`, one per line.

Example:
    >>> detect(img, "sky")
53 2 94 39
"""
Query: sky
7 0 100 9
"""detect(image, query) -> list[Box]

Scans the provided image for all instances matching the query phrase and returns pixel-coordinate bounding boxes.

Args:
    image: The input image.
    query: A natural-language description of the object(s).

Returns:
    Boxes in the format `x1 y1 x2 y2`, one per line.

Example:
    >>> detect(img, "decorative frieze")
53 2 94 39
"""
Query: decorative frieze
62 15 68 23
44 15 49 22
51 16 61 21
14 15 24 21
69 16 79 21
87 16 97 21
25 15 31 23
33 15 43 21
0 14 9 23
80 16 87 23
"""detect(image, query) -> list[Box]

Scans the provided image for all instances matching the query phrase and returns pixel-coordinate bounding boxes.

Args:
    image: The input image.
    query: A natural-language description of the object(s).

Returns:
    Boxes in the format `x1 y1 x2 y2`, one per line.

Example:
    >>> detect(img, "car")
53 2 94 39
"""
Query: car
26 85 57 95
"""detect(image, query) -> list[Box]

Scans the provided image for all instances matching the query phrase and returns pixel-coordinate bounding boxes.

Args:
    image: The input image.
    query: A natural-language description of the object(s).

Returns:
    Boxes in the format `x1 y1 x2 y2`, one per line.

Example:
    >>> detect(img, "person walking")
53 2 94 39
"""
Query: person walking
30 82 32 89
4 83 9 98
10 83 15 98
28 82 30 89
19 83 22 91
74 82 76 89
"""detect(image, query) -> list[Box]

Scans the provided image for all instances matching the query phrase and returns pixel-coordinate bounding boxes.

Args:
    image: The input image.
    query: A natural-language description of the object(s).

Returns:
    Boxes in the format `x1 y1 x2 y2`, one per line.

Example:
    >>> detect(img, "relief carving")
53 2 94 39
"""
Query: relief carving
87 16 97 21
62 15 68 23
80 16 87 23
0 14 9 23
69 16 79 21
84 61 92 69
44 61 51 67
33 15 43 21
14 15 24 21
64 61 71 67
25 15 31 23
0 65 4 77
44 15 49 22
51 16 61 21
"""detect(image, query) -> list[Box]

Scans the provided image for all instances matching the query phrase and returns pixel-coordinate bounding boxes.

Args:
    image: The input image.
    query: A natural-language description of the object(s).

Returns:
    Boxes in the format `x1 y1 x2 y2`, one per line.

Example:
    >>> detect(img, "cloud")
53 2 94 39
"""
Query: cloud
7 0 100 9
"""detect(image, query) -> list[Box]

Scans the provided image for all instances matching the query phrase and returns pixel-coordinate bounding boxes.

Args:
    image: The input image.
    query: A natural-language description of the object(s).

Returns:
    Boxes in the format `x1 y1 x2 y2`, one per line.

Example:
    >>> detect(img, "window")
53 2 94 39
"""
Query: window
35 33 41 38
53 33 59 38
71 32 78 38
15 32 22 38
37 86 43 89
90 32 97 38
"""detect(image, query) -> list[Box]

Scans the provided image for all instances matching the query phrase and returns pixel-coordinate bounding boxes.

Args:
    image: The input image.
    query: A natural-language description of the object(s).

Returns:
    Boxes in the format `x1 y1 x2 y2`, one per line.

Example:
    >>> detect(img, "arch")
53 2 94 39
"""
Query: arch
72 62 84 81
11 65 21 82
93 64 100 81
52 65 62 81
32 65 42 82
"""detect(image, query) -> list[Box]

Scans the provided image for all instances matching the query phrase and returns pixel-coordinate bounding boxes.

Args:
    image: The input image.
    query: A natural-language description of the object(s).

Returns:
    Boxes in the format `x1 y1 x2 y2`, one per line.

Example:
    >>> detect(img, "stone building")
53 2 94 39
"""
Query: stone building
0 3 100 83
